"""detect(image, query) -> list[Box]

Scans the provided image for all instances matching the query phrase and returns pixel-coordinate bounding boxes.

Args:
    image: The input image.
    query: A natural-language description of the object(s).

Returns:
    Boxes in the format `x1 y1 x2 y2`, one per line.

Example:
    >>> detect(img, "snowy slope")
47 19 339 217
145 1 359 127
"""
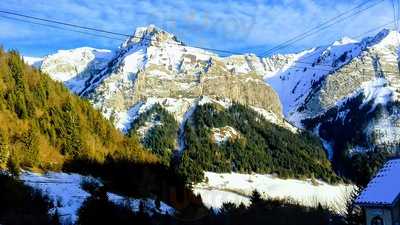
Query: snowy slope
261 29 400 156
21 171 92 224
193 172 355 214
39 47 113 94
23 56 43 68
264 37 364 123
264 29 400 124
21 171 175 224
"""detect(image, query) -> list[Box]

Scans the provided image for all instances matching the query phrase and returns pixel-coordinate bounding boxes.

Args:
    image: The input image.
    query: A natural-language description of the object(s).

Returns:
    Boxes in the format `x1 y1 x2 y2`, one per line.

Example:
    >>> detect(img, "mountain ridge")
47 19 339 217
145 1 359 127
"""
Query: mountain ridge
30 25 289 134
25 26 400 184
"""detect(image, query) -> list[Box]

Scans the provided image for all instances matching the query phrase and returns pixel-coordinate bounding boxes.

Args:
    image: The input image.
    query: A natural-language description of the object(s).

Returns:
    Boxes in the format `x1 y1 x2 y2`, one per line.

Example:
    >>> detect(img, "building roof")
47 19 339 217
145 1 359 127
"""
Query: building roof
356 158 400 207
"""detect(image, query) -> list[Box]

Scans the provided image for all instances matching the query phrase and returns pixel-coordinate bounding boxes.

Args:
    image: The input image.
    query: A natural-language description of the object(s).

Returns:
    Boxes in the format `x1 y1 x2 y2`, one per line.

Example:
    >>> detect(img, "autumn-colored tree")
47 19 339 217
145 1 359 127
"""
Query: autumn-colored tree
0 49 158 171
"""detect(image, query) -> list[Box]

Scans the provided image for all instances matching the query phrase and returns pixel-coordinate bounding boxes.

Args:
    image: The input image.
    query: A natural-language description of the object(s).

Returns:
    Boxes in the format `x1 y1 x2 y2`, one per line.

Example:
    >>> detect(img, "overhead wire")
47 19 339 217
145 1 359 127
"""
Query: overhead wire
0 4 396 67
0 9 245 56
391 0 398 32
3 9 397 77
261 0 385 57
0 15 126 42
279 20 397 69
0 3 388 58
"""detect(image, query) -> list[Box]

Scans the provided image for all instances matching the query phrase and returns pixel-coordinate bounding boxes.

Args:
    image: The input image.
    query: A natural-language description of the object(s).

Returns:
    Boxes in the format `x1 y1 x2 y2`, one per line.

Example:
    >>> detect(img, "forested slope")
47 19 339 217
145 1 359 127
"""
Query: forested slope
0 49 157 172
179 103 339 183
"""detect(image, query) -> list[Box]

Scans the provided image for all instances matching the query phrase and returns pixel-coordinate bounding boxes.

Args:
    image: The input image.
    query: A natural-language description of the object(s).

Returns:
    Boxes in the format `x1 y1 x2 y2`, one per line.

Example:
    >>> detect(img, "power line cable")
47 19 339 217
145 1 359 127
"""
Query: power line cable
261 0 375 56
0 9 245 56
350 20 395 39
264 0 385 57
391 0 398 32
0 9 131 37
263 0 384 57
396 0 400 35
0 6 395 64
0 4 387 57
390 0 398 30
281 20 397 68
262 0 385 57
0 15 126 42
389 0 400 76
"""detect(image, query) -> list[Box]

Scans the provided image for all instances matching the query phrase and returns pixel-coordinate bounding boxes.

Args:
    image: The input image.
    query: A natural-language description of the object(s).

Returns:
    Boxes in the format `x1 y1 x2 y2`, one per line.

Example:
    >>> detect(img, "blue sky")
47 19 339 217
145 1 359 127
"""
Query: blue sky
0 0 394 57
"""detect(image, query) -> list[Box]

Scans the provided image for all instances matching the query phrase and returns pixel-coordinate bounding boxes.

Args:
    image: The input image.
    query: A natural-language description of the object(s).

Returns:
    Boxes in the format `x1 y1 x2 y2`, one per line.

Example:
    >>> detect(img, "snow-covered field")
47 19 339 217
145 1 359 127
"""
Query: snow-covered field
21 171 175 224
193 172 355 214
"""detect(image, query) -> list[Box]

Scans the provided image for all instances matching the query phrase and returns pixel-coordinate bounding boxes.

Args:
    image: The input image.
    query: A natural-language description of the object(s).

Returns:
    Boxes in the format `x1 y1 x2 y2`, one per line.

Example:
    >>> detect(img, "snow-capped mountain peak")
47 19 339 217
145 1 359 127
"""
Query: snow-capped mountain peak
37 47 113 94
261 28 400 156
121 24 182 49
332 36 357 46
32 25 287 141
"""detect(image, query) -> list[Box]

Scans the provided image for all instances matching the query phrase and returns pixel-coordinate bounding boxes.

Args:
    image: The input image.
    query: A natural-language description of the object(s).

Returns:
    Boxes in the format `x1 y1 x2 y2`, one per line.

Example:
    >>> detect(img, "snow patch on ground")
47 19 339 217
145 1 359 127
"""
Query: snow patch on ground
361 78 393 111
122 48 146 75
348 145 370 154
107 193 175 216
37 47 113 94
333 37 357 46
114 102 144 133
177 99 198 152
21 171 94 224
211 126 240 145
112 98 195 133
21 171 175 224
369 29 400 50
42 47 112 82
193 172 355 214
137 121 163 138
198 96 232 108
194 189 250 210
264 32 370 120
365 107 400 148
251 106 298 133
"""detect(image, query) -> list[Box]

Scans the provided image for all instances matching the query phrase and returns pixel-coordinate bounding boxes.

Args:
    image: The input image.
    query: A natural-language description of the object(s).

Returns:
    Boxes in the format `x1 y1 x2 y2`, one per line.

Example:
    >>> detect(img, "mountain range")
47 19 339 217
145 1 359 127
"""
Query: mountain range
5 24 394 223
24 25 400 184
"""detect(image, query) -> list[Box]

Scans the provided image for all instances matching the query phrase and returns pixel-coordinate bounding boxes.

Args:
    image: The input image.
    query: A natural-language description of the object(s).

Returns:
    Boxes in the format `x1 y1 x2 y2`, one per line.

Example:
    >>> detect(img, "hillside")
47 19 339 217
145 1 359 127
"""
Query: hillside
0 48 157 172
179 103 338 183
263 29 400 184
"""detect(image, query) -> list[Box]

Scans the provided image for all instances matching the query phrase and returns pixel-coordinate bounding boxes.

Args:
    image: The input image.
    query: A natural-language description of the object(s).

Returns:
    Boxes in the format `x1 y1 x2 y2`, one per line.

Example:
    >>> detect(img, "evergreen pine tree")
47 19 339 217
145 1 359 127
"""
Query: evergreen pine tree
0 131 9 169
250 190 263 208
344 188 364 225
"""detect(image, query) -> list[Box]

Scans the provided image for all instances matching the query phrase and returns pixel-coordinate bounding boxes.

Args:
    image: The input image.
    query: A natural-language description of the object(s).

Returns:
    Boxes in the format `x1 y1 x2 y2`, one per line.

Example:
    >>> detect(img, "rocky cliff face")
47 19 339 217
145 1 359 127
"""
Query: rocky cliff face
33 25 290 137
